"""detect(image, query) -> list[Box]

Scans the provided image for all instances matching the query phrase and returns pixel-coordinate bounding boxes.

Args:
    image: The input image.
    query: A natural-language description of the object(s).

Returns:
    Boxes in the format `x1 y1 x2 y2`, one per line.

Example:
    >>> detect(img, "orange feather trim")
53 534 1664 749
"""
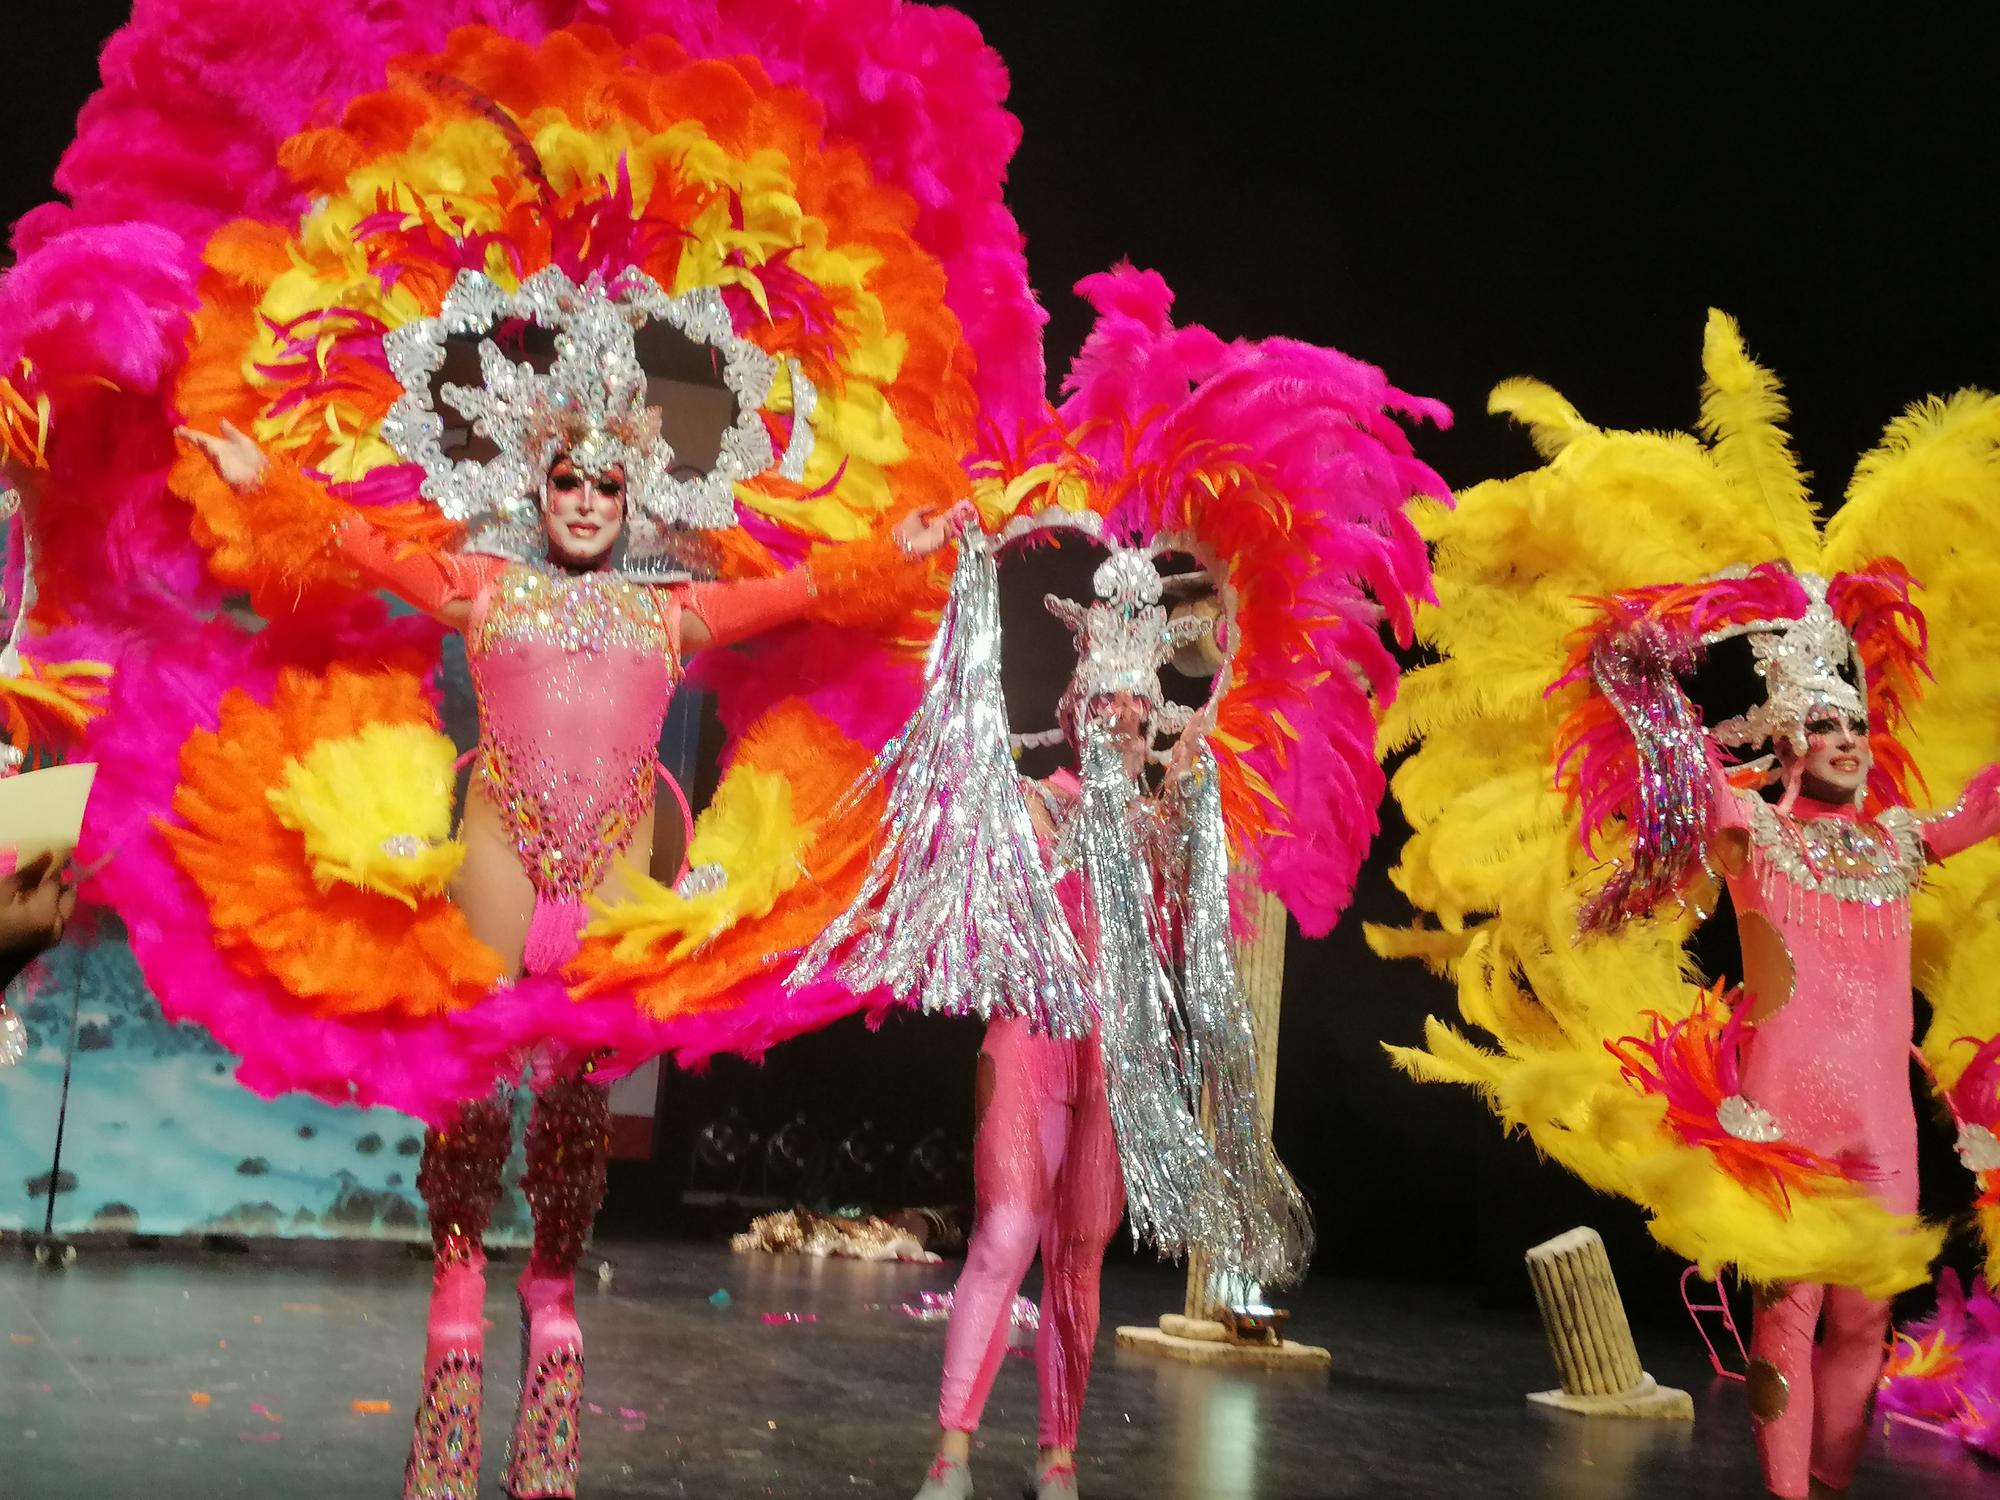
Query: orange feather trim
165 664 502 1018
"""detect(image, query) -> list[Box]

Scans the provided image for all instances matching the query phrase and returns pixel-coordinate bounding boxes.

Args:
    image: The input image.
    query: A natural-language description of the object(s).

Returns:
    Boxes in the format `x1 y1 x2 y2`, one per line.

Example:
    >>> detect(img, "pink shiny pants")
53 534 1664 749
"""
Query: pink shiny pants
936 1018 1124 1449
1748 1284 1890 1498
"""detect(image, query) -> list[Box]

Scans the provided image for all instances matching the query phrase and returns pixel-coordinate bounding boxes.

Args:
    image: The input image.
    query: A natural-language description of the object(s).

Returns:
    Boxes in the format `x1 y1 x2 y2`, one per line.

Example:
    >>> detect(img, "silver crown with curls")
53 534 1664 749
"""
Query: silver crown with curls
381 266 817 575
1043 544 1211 745
1703 572 1865 755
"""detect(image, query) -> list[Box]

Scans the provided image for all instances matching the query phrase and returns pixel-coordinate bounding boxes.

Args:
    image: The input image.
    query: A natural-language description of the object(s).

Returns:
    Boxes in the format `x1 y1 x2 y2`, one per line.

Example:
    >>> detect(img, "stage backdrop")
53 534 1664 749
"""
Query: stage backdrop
2 937 534 1242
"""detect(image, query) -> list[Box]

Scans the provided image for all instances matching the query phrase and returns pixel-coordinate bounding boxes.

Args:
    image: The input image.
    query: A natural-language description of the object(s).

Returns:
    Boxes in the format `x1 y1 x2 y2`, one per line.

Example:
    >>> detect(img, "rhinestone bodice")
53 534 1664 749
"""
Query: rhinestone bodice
469 565 679 904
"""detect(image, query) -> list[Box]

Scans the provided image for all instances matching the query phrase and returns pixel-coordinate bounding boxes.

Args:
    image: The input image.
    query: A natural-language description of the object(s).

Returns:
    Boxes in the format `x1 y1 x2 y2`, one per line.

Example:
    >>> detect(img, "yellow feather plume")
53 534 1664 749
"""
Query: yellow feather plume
1696 309 1821 566
584 764 813 961
267 723 464 906
1486 377 1598 459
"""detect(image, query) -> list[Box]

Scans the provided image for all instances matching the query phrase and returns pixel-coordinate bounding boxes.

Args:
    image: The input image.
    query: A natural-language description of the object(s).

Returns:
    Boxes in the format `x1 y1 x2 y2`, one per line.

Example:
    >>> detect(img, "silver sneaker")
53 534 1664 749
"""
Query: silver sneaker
1034 1461 1080 1500
912 1455 974 1500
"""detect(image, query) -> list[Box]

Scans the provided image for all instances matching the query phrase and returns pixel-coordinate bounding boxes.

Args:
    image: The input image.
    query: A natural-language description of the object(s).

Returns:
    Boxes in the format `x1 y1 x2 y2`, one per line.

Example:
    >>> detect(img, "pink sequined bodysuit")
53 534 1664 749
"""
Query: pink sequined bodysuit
1723 791 1928 1217
1717 775 2000 1498
471 565 679 972
331 518 818 976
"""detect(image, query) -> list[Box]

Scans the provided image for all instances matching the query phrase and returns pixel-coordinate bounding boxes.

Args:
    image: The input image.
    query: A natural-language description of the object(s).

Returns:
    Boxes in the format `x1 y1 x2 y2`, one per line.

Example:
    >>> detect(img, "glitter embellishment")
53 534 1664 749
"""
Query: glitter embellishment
675 863 726 899
417 1092 514 1268
1045 545 1209 740
503 1345 583 1498
1957 1124 2000 1174
521 1074 613 1275
0 1004 26 1067
473 565 676 657
381 834 426 859
789 534 1095 1037
381 266 818 572
1706 572 1867 757
471 564 677 905
1745 799 1925 908
402 1350 483 1500
1717 1093 1785 1144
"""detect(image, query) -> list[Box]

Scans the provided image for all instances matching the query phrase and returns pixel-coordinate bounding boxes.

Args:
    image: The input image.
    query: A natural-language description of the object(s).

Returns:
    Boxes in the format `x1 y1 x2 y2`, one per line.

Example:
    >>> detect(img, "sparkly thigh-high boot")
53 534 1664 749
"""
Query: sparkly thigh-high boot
405 1090 515 1500
503 1070 611 1500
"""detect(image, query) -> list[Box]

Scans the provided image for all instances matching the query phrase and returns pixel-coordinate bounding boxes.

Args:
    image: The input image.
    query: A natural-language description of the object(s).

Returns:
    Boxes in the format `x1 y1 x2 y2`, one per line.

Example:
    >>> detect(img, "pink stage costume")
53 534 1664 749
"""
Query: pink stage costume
938 1016 1124 1451
296 478 843 1499
1717 779 2000 1495
322 507 822 978
1375 313 2000 1500
0 10 1056 1497
798 268 1450 1499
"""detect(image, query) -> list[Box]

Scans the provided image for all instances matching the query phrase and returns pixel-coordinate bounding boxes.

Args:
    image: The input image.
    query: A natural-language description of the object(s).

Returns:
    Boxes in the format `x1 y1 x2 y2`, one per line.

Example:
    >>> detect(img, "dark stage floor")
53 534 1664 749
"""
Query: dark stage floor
0 1238 1991 1500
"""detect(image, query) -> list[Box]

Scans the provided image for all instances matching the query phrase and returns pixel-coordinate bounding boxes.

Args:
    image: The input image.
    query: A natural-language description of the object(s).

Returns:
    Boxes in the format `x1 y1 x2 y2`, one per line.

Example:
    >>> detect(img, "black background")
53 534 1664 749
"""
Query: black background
8 2 1999 1320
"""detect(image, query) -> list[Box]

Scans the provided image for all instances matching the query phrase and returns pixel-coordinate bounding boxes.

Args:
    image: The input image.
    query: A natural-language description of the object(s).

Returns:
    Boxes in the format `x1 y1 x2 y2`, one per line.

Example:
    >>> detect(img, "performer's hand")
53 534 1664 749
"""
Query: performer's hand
0 853 76 957
1166 706 1214 779
895 499 979 558
176 421 268 492
1964 763 2000 822
1 454 40 513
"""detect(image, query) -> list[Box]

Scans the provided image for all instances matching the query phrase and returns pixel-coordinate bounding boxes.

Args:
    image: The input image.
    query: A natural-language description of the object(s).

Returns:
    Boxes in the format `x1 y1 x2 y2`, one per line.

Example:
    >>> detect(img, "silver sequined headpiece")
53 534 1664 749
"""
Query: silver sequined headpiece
381 266 817 575
1704 572 1865 755
1046 545 1210 744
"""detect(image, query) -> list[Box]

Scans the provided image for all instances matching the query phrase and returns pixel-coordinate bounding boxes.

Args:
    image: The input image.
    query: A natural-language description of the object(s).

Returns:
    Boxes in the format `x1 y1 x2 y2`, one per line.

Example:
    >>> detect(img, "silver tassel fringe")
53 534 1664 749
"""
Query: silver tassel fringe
1071 721 1241 1264
1168 742 1315 1288
788 533 1094 1038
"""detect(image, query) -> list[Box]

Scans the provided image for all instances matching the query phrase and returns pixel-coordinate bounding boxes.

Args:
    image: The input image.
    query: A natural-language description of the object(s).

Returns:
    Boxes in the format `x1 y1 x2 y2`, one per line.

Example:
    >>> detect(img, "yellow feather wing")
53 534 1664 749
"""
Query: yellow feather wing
1825 389 2000 1279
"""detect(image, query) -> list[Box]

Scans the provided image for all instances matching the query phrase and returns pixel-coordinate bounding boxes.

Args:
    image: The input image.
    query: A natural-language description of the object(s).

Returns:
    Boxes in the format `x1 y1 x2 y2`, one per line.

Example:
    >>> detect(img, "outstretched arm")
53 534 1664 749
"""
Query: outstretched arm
178 424 489 625
675 501 975 655
1921 764 2000 862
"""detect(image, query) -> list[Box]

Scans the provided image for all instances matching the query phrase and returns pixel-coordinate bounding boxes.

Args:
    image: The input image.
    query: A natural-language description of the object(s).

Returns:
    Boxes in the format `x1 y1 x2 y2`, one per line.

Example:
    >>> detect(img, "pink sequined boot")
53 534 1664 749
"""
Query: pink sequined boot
502 1072 610 1500
503 1266 586 1498
405 1094 513 1500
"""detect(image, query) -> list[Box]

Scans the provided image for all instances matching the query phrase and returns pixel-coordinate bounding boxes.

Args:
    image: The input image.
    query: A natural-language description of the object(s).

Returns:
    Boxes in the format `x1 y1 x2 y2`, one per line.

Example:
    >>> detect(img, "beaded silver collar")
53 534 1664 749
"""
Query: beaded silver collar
1744 797 1926 906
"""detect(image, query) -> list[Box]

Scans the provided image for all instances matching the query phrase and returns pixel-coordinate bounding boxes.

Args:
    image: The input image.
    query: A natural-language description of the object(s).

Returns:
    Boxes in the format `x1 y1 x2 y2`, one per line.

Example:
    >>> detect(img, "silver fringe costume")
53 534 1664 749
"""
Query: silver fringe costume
791 531 1093 1039
796 533 1313 1286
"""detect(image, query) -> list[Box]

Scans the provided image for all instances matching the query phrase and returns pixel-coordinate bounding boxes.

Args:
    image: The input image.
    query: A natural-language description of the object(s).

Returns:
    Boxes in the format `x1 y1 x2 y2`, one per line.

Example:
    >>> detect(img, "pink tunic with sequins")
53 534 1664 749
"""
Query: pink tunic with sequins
1720 792 1930 1214
469 564 680 971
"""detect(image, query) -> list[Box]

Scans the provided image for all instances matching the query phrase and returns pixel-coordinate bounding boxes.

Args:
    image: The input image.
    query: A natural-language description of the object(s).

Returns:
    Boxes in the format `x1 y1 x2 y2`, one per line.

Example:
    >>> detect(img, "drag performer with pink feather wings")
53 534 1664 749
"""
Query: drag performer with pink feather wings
796 266 1452 1500
0 5 1044 1497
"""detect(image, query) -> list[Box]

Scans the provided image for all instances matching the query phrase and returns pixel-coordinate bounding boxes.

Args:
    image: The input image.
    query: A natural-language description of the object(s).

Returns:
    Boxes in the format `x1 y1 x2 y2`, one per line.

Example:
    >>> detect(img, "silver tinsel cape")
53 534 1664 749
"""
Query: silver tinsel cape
789 532 1095 1038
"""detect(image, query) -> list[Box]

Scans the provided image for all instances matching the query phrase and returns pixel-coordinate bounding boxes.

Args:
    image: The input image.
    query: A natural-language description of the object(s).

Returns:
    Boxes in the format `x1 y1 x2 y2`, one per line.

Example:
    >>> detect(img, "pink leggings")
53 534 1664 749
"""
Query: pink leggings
937 1018 1125 1450
1748 1283 1890 1498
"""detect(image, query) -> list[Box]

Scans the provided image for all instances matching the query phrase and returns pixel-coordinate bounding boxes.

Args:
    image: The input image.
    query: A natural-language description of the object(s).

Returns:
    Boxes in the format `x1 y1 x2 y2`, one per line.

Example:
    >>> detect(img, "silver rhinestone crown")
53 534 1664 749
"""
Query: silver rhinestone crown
380 266 817 576
1047 545 1208 740
1705 573 1865 755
